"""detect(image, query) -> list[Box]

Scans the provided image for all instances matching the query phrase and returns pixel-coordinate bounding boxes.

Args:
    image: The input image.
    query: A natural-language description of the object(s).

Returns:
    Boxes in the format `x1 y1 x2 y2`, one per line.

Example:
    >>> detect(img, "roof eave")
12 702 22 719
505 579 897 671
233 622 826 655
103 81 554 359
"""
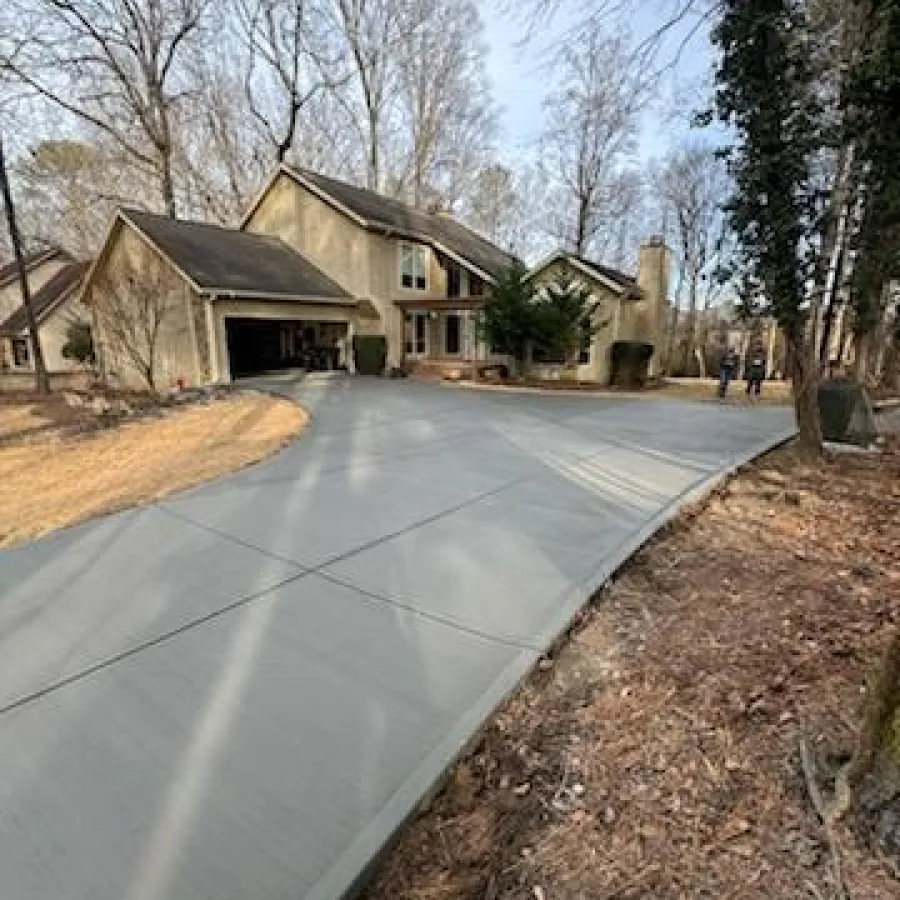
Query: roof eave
527 250 629 296
206 287 355 305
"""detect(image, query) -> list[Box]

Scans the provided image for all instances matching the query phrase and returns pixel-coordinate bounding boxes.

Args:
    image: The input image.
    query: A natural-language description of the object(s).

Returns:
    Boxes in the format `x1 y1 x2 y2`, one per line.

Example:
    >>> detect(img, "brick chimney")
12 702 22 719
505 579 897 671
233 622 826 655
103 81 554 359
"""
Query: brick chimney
635 235 673 378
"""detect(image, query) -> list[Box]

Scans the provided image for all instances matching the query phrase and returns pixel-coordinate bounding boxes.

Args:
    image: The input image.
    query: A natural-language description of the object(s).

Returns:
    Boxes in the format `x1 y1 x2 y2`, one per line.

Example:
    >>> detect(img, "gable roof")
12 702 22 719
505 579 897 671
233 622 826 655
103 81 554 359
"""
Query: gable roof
528 250 639 297
247 165 519 283
0 247 71 291
0 260 91 335
120 208 352 301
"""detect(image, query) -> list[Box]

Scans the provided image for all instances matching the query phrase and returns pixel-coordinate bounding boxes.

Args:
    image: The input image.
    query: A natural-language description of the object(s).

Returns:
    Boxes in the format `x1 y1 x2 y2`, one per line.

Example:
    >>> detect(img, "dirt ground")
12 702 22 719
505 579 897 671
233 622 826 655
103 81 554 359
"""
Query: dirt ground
362 439 900 899
660 376 793 405
456 376 793 406
0 390 306 547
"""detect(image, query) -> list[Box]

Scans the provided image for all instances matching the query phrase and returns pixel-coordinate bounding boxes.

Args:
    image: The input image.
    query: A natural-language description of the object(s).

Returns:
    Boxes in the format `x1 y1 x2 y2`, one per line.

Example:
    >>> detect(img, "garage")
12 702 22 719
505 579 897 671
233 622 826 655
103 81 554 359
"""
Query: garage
225 317 349 378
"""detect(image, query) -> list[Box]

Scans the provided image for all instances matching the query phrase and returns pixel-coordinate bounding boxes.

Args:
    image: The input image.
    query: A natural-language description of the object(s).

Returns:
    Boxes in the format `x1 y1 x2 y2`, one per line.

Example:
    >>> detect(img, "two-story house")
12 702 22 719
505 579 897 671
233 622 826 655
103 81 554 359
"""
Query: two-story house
82 164 671 390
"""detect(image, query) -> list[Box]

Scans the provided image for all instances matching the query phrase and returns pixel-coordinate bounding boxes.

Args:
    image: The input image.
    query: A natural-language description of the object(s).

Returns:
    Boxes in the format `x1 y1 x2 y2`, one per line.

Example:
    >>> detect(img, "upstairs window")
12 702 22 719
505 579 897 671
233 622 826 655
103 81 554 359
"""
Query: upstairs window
447 263 462 298
469 273 485 297
400 242 429 290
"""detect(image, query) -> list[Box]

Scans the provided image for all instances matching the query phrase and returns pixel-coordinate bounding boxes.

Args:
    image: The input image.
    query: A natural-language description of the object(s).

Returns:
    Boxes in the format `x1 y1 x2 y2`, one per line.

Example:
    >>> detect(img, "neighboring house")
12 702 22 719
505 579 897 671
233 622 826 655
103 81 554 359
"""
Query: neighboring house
83 164 673 389
527 242 672 382
0 253 91 373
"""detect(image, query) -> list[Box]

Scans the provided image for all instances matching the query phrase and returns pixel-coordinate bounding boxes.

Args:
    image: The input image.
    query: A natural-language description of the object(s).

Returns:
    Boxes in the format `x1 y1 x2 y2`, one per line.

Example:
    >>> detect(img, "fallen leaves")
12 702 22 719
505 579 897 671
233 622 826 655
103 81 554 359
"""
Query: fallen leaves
362 439 900 900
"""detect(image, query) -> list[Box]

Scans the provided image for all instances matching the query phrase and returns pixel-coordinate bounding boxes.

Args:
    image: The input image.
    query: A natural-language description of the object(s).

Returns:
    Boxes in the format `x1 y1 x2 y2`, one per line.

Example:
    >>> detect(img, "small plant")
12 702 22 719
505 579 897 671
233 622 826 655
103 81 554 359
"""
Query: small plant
61 319 95 365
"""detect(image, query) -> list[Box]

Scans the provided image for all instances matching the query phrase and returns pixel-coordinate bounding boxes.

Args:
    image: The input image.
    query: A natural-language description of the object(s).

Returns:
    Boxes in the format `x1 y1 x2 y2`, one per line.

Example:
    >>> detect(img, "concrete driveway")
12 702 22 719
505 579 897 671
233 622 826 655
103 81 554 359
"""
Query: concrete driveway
0 378 793 900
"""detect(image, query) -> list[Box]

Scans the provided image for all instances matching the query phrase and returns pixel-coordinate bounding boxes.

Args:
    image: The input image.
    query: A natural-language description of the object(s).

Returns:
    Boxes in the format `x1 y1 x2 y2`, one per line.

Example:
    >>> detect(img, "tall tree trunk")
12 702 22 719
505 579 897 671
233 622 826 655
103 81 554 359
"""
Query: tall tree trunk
789 331 822 454
366 105 380 191
682 268 699 375
575 194 589 256
855 331 871 382
0 136 50 394
833 626 900 841
160 144 176 218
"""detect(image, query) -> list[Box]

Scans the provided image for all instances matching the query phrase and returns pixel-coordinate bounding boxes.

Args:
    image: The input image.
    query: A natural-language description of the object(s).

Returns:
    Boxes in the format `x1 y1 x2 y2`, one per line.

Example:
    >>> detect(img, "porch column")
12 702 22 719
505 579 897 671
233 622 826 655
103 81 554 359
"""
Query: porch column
205 297 221 383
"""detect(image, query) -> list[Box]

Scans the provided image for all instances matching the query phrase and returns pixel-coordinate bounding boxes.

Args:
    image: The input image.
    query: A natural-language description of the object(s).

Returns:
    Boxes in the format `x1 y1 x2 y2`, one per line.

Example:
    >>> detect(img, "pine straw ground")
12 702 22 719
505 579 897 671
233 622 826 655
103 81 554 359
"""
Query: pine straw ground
363 439 900 900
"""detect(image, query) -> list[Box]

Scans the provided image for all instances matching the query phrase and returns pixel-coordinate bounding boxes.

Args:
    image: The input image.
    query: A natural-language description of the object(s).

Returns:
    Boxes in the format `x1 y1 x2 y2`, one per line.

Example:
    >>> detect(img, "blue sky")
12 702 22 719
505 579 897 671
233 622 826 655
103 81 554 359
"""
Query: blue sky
479 0 716 164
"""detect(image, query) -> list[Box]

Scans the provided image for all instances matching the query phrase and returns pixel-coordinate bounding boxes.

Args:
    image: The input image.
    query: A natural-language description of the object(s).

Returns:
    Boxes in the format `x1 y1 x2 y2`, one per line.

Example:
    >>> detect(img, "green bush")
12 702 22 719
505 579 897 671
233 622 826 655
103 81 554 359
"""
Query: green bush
61 319 95 365
353 334 387 376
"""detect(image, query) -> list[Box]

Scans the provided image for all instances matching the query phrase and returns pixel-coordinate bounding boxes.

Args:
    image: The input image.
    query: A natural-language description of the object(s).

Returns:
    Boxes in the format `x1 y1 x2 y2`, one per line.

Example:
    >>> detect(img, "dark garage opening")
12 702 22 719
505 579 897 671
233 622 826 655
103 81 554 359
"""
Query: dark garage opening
226 317 348 378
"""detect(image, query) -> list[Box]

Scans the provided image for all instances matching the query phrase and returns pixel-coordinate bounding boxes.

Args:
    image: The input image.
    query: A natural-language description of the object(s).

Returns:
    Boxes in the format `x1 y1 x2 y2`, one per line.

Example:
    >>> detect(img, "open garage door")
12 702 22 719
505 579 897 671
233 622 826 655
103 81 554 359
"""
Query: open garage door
225 317 348 378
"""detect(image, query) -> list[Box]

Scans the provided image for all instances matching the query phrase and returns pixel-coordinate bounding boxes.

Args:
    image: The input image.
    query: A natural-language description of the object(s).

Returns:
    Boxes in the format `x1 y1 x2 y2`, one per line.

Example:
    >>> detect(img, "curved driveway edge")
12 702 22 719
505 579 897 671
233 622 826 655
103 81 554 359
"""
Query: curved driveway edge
310 424 797 900
0 379 795 900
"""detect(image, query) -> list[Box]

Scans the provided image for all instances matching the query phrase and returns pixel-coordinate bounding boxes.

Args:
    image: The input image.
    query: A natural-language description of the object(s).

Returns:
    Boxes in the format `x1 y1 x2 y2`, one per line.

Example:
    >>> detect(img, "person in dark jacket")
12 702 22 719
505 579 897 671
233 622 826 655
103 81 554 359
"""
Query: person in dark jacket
745 348 766 400
718 346 738 398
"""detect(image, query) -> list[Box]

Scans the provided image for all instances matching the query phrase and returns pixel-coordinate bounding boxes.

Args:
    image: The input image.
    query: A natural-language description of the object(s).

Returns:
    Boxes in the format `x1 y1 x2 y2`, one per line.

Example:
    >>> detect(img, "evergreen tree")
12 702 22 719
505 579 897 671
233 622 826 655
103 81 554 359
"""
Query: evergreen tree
476 262 536 367
533 271 601 365
712 0 823 450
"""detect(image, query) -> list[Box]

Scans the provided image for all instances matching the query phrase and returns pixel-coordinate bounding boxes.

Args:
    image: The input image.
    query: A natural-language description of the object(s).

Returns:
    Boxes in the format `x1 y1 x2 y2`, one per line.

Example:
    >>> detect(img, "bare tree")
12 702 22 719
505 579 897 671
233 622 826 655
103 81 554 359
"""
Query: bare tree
0 133 50 393
236 0 346 165
657 139 730 374
91 259 181 392
539 28 647 257
465 164 519 246
15 139 115 255
392 0 496 209
0 0 211 217
177 60 270 223
330 0 413 190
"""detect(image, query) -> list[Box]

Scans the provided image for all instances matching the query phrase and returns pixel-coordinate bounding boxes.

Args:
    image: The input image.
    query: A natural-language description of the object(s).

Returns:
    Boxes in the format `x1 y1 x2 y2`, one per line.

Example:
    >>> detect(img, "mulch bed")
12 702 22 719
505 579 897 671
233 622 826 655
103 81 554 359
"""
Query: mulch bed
362 439 900 899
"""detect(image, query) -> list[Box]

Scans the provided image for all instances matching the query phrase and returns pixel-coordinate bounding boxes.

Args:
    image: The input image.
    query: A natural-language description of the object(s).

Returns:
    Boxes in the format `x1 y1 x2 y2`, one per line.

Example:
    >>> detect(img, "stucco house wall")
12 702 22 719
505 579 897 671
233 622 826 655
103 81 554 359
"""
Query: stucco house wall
86 225 200 391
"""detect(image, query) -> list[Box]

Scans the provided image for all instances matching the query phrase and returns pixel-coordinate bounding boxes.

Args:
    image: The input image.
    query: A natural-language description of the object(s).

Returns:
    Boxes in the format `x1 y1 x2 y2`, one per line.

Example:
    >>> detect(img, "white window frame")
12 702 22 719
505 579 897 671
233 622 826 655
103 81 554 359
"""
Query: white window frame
399 241 429 291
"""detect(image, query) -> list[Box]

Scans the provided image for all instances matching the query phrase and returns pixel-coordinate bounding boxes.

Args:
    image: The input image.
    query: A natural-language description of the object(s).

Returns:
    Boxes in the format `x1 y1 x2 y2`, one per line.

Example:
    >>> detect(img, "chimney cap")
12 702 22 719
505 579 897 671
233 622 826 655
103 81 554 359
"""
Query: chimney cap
642 234 666 247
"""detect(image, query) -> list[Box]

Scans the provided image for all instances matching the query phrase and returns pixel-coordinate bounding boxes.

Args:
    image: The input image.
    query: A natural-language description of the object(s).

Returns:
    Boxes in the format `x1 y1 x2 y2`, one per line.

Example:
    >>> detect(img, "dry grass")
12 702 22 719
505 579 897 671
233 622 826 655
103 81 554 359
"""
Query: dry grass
0 392 306 547
660 376 793 405
362 440 900 900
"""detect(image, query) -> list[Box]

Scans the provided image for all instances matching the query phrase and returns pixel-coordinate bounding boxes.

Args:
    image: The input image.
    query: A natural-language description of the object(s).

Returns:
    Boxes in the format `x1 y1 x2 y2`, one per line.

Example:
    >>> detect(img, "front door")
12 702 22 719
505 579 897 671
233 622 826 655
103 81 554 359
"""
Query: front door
405 311 428 358
444 312 461 356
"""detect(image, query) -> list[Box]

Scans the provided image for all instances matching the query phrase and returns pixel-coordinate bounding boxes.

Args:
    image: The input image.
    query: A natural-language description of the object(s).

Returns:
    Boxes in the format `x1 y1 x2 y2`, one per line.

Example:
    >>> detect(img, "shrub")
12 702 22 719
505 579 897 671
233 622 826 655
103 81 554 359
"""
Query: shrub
61 319 95 365
353 334 387 376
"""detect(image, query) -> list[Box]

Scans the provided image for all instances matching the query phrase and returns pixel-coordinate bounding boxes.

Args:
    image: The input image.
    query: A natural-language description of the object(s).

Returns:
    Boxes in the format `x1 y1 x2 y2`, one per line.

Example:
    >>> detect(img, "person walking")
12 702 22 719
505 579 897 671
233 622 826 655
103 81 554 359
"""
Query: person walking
745 348 766 401
718 345 738 398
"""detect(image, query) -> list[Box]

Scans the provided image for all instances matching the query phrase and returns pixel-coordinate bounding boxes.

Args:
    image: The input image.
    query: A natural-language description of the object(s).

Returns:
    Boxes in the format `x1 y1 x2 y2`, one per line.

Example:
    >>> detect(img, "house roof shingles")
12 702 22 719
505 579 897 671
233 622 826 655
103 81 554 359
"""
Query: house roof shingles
0 260 91 335
571 255 637 292
285 167 519 280
0 248 70 290
122 208 351 301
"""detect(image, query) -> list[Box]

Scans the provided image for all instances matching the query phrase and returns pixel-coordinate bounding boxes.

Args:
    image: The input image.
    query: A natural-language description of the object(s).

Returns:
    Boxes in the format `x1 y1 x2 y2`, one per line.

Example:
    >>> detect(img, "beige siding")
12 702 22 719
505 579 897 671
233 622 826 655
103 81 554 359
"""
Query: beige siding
246 173 370 297
86 225 199 391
